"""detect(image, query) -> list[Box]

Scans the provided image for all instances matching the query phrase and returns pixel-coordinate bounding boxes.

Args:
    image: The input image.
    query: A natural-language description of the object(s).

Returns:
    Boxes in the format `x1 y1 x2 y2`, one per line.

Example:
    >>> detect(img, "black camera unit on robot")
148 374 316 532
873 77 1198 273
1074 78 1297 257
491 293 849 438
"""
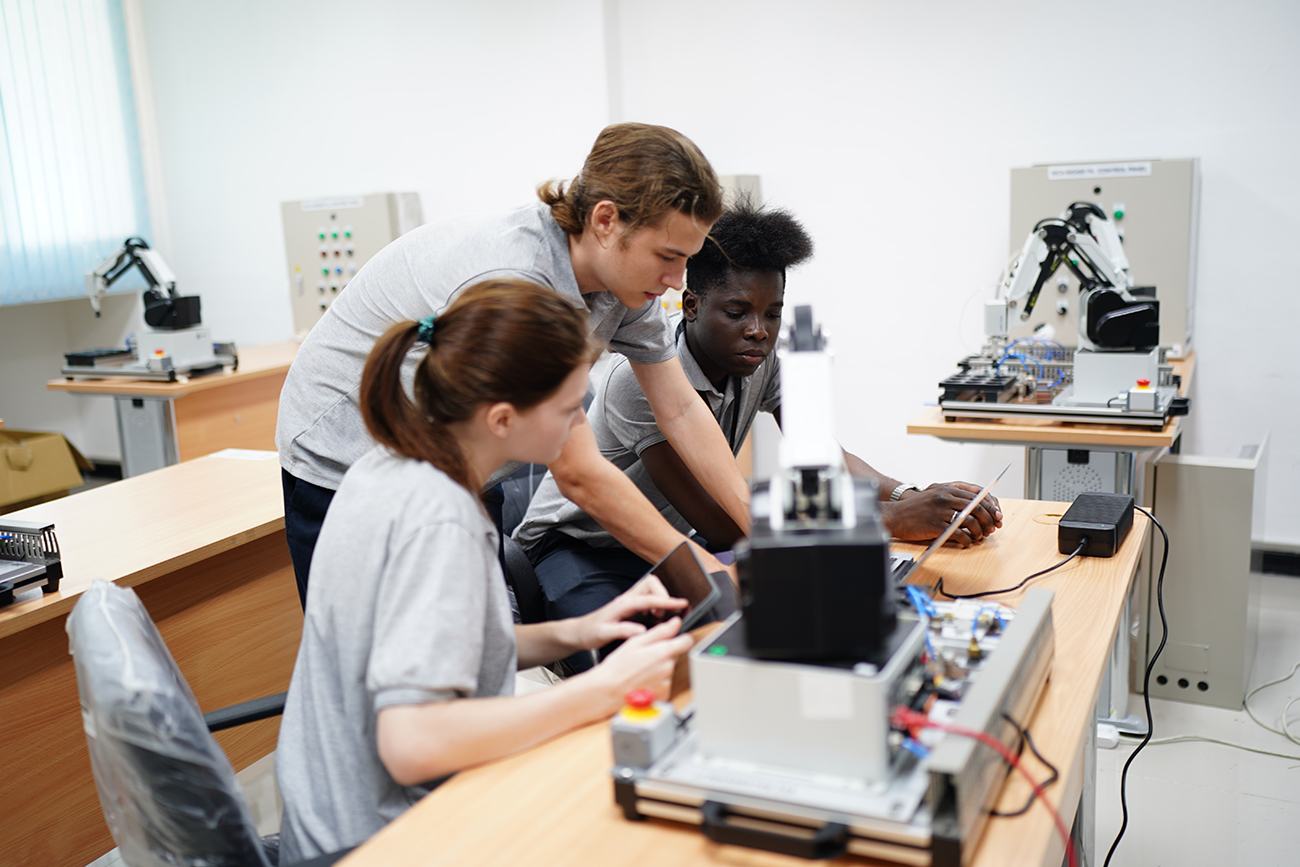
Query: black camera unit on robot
737 477 896 661
143 288 202 331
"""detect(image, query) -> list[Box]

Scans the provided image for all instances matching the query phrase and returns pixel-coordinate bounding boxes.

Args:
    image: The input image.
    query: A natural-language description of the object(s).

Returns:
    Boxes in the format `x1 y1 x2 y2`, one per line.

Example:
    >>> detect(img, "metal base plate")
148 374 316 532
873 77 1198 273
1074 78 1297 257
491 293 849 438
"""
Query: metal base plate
615 591 1057 867
0 561 48 606
942 384 1178 426
60 350 235 382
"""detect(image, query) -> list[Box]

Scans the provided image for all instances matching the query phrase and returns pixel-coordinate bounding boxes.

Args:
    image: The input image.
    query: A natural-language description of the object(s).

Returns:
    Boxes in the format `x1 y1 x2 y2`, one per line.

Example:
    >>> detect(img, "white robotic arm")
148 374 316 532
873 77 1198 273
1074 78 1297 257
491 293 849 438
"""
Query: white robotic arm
85 237 178 316
84 237 201 331
767 305 854 531
739 305 894 661
1076 206 1130 277
991 203 1156 350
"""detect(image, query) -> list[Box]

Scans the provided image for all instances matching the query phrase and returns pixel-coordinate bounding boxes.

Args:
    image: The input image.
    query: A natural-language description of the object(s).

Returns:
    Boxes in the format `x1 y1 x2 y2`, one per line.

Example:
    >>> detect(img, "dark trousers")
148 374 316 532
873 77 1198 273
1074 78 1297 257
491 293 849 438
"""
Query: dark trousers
281 469 337 609
529 530 652 673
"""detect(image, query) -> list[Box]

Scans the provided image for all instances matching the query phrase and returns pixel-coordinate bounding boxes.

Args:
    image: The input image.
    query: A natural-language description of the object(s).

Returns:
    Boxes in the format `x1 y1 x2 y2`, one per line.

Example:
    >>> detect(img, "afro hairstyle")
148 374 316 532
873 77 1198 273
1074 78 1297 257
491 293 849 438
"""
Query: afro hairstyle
685 196 814 297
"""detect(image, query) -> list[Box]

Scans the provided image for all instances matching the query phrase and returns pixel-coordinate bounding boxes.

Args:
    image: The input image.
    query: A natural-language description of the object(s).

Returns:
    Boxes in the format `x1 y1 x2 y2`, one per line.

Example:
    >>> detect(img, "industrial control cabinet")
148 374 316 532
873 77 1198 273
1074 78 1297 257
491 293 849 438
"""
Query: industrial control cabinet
1008 158 1200 356
281 192 423 335
1142 436 1268 710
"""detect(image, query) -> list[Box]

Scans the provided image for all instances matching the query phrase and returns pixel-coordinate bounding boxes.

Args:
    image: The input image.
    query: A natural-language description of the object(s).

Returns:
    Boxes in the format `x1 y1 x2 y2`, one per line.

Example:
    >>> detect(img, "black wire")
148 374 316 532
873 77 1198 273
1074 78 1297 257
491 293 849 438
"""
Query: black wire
988 713 1059 818
934 540 1086 600
1103 505 1168 867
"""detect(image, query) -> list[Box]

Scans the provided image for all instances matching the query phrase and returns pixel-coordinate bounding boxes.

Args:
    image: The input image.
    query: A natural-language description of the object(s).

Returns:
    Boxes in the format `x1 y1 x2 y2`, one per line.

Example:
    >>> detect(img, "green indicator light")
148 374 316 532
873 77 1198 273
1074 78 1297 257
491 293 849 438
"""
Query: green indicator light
1113 209 1125 220
321 267 329 276
345 230 352 238
318 231 325 240
331 231 339 239
707 645 728 656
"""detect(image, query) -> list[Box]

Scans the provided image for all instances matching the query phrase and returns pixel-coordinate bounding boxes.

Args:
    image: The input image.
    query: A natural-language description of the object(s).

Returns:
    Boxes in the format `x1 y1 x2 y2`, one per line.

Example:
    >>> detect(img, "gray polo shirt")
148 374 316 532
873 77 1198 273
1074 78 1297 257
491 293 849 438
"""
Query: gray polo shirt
276 202 677 491
276 447 517 862
515 319 781 559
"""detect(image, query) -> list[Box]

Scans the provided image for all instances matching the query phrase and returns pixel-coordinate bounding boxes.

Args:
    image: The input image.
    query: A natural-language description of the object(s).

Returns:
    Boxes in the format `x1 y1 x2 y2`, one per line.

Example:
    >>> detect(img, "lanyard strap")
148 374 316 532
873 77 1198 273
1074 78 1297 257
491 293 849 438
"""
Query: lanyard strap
676 319 743 450
692 377 741 451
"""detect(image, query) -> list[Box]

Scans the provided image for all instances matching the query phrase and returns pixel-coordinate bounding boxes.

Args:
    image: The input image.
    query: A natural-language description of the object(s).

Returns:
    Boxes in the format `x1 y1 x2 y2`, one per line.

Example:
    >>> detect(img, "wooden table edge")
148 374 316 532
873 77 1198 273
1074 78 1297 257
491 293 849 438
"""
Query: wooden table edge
44 340 299 398
0 516 285 641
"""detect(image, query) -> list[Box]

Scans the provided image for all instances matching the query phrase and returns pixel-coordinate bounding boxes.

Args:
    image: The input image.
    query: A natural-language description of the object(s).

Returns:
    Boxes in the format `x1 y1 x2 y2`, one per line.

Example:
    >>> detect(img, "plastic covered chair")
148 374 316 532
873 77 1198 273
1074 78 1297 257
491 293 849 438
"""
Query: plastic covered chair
486 463 549 624
67 580 283 867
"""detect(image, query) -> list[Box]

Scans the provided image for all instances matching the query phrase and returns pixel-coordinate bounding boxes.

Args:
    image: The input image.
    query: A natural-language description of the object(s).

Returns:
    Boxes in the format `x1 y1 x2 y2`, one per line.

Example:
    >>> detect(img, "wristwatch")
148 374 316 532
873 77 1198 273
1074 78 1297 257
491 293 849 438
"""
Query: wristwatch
889 483 922 501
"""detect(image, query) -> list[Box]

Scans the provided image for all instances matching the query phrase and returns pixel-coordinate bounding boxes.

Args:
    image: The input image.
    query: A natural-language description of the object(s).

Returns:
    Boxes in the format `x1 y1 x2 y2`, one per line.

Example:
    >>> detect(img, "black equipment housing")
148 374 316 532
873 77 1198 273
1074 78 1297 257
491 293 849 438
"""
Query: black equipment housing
144 291 202 330
1058 492 1134 558
1085 290 1160 350
738 480 896 660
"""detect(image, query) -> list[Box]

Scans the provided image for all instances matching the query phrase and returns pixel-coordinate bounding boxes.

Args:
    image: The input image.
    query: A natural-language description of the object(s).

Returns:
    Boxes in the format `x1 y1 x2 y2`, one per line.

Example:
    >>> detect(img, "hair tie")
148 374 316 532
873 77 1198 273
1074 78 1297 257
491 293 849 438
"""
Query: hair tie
417 314 437 344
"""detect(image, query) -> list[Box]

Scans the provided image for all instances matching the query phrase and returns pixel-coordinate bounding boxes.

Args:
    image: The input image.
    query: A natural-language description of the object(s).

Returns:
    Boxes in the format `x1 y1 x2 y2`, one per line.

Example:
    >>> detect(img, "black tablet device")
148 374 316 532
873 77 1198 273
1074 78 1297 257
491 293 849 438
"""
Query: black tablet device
636 541 727 634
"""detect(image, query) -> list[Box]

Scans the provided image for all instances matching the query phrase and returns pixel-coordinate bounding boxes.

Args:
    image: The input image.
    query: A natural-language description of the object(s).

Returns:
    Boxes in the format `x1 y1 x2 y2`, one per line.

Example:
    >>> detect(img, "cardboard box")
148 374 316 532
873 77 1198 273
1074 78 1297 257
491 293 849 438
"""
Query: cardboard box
0 430 93 512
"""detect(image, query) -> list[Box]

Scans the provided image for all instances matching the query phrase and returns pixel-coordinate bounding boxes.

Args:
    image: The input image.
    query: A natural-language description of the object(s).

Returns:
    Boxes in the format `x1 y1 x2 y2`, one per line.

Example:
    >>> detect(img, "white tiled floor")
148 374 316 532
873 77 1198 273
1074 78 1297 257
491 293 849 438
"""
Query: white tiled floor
85 580 1300 867
1094 573 1300 867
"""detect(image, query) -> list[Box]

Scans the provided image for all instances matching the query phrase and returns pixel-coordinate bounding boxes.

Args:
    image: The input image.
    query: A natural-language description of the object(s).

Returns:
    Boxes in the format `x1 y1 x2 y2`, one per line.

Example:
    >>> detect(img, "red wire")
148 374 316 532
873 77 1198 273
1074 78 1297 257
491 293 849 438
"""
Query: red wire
892 707 1077 867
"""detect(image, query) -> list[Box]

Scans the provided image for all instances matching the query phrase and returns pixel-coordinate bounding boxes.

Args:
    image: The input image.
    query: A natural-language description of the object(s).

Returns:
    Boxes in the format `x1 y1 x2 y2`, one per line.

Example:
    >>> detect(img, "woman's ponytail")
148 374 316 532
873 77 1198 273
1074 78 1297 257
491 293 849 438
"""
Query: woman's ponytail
360 280 600 493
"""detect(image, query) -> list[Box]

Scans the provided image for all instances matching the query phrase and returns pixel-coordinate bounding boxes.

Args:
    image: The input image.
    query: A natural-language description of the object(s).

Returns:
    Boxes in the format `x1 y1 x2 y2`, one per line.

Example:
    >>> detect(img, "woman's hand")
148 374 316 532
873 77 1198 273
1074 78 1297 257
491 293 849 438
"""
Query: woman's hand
583 617 694 713
569 574 687 651
379 615 693 785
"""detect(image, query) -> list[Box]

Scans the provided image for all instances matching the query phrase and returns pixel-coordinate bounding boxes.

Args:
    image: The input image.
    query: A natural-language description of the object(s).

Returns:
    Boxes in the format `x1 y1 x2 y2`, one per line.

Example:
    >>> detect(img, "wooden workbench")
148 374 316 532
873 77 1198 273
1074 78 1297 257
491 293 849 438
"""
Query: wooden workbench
341 499 1149 867
47 341 299 473
0 452 300 867
906 404 1185 450
908 353 1194 451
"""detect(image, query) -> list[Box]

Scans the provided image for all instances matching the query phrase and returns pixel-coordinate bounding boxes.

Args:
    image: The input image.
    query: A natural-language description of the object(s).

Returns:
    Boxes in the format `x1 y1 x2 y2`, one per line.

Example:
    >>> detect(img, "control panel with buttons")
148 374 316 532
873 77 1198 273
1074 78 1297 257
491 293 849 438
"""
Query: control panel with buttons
281 192 423 335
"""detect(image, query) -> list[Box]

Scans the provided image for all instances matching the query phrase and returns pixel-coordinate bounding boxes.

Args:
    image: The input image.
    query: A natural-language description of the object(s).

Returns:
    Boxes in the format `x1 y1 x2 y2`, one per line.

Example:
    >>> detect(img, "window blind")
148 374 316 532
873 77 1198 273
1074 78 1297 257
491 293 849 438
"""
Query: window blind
0 0 150 306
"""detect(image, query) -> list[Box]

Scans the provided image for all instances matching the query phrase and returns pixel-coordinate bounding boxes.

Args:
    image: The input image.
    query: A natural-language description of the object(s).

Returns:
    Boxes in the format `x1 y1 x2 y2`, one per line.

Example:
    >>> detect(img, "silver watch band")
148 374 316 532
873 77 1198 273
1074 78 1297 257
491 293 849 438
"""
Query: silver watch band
890 483 921 501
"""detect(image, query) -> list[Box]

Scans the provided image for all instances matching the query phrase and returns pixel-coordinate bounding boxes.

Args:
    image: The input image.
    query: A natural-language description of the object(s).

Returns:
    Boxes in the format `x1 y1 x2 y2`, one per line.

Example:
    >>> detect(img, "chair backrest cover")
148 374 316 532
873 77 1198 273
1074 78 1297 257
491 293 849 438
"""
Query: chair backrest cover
502 534 546 624
498 462 548 538
490 463 550 624
67 580 271 867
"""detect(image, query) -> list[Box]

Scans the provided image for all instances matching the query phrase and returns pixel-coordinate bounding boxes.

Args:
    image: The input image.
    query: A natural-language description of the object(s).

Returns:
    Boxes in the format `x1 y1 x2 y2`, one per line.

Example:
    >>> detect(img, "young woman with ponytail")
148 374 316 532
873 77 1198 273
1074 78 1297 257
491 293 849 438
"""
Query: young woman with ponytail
275 281 694 863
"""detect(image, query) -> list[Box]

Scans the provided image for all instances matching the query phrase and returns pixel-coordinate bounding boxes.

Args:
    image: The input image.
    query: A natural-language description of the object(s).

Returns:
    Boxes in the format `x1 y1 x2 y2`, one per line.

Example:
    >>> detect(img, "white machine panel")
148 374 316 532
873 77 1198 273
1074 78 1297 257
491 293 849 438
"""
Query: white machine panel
1070 347 1161 405
281 192 423 335
1008 158 1200 355
691 617 926 783
1147 436 1268 709
135 327 215 370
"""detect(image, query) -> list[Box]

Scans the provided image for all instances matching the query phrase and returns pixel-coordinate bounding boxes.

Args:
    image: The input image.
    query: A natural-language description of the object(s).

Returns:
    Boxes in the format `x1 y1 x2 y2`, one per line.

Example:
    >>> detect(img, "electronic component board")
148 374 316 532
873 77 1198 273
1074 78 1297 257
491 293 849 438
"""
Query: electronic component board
611 588 1055 866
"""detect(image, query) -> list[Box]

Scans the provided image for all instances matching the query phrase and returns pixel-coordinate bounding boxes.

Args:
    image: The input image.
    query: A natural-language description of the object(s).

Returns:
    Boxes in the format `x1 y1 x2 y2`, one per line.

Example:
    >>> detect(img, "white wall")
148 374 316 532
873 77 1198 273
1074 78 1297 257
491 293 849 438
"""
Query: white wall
0 293 144 461
4 0 1296 545
133 0 611 350
1 0 609 460
613 0 1300 546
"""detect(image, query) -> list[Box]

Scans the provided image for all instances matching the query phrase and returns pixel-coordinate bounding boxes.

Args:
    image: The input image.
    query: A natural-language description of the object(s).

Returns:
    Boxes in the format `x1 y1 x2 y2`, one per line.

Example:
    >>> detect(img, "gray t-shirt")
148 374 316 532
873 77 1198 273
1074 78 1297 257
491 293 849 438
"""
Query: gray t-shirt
515 321 780 581
276 202 677 491
276 447 517 862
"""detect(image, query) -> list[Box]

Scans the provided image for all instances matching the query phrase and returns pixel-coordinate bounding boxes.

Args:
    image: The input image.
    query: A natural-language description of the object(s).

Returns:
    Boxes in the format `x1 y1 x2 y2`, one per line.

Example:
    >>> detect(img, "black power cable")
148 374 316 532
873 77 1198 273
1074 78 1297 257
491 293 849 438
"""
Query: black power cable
935 539 1087 600
1103 505 1169 867
989 713 1060 818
